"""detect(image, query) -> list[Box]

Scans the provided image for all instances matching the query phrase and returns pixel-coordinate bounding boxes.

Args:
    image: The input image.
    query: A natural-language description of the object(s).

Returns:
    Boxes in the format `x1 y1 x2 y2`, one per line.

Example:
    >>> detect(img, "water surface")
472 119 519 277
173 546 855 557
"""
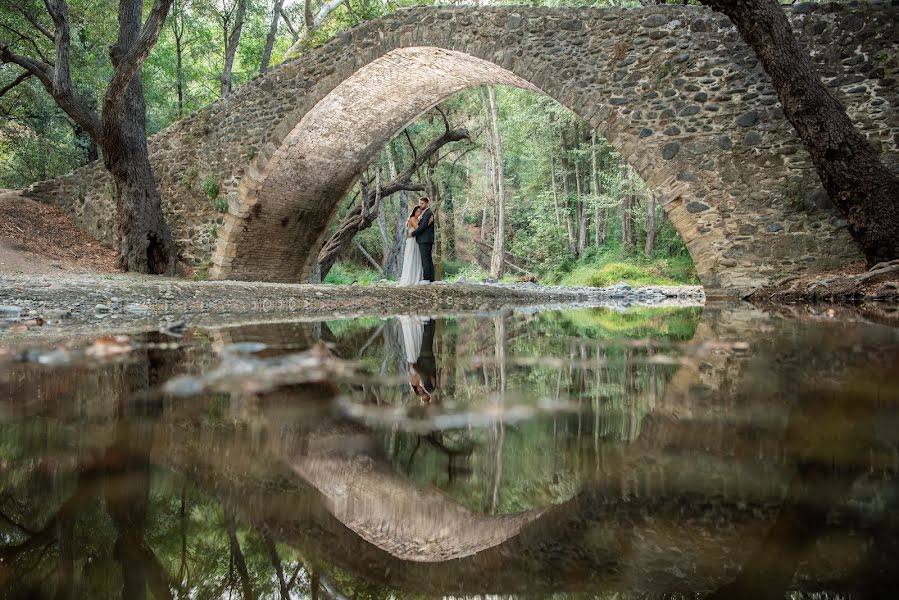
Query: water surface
1 303 898 599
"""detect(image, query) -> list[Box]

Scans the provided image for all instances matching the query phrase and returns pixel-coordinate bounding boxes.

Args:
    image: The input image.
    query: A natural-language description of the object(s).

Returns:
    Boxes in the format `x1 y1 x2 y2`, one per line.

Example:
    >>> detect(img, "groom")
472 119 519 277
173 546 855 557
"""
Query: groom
410 196 435 282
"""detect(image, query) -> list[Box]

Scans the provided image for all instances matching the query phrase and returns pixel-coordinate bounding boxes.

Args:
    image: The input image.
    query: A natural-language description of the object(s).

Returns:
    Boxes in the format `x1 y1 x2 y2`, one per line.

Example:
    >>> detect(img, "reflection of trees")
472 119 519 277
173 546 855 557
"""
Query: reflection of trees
334 310 690 515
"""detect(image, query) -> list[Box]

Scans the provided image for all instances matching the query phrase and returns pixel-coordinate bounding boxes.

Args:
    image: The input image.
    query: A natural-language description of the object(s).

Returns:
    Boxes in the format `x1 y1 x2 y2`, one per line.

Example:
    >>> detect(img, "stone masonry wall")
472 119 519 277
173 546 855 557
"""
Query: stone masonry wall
24 3 898 294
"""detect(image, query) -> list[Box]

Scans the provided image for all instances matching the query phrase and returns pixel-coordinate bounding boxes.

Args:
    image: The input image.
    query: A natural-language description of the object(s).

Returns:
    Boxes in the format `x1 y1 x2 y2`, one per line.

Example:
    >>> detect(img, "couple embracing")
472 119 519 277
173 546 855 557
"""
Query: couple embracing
398 196 436 286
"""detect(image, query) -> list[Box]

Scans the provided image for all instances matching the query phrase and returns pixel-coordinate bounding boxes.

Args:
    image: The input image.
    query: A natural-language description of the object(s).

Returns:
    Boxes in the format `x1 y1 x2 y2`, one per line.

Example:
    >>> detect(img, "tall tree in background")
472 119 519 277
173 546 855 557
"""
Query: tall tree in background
699 0 899 266
486 85 506 279
259 0 284 74
170 0 189 117
560 125 576 255
0 0 177 273
592 131 606 248
206 0 247 97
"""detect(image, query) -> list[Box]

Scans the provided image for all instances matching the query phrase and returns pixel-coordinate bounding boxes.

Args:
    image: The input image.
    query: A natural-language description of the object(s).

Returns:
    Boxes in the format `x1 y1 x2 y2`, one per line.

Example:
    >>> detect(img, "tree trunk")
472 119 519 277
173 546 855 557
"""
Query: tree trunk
259 0 285 74
560 126 576 255
645 193 656 256
220 0 247 97
171 1 185 118
621 168 633 254
104 0 176 274
263 535 290 600
550 153 561 226
224 508 255 600
487 85 505 279
479 88 495 245
700 0 899 265
549 114 561 226
592 130 604 248
1 0 177 274
574 127 586 256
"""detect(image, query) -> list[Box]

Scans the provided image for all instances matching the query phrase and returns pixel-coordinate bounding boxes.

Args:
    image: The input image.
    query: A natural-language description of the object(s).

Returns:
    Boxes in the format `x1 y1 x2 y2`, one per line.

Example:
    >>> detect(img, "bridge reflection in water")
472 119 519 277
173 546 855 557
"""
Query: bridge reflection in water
1 303 898 598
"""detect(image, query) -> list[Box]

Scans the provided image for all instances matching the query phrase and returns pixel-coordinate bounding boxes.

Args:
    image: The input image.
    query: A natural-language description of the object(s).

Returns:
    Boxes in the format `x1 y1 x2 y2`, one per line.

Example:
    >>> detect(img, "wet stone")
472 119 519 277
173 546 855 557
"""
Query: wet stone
661 142 681 160
743 131 763 146
736 111 758 127
643 14 667 28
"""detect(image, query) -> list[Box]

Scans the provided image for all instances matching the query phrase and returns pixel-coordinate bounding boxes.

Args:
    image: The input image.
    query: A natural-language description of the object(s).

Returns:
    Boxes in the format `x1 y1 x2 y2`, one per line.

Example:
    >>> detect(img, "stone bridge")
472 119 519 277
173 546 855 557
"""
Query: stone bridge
26 3 899 294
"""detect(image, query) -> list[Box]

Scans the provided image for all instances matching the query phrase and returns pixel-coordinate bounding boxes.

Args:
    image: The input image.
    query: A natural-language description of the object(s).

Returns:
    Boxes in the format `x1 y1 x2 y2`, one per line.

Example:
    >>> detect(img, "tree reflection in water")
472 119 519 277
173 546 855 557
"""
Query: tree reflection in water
1 304 898 599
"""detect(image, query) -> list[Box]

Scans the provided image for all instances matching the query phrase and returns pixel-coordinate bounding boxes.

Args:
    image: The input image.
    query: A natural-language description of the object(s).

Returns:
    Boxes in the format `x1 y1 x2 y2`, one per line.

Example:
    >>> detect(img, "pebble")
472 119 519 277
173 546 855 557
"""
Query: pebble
0 305 22 317
94 304 112 313
126 304 153 315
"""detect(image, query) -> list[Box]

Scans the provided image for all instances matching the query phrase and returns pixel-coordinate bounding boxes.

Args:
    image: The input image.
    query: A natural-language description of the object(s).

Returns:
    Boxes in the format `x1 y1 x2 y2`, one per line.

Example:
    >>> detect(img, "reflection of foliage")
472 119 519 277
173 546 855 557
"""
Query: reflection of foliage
547 306 702 341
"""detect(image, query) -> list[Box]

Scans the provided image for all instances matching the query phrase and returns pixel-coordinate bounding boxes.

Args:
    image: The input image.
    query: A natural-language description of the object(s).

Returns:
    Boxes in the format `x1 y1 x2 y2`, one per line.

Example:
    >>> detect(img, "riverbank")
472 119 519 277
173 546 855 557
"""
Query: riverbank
746 260 899 304
0 272 703 338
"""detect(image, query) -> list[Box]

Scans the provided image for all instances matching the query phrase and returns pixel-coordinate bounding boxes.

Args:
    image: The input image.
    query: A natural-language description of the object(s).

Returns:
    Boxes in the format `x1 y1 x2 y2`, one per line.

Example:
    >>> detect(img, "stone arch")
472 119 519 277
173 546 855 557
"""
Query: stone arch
212 47 543 282
27 5 897 294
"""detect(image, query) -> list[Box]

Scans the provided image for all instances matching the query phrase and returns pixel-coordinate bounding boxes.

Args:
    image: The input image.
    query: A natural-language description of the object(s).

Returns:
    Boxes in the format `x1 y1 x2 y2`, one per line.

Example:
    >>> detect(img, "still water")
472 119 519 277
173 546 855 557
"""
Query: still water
1 303 898 599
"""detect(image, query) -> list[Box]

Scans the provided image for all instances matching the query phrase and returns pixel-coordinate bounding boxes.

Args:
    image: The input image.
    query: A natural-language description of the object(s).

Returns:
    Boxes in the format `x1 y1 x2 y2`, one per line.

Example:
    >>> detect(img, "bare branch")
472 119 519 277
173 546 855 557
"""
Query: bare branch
279 7 299 41
0 21 51 63
0 70 32 98
20 8 54 41
403 127 417 161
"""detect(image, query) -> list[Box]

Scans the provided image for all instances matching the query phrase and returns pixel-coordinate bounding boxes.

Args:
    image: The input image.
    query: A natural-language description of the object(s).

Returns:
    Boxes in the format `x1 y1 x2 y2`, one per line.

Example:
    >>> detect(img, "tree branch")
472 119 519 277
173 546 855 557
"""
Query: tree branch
20 7 54 41
103 0 174 119
0 70 32 98
284 0 347 56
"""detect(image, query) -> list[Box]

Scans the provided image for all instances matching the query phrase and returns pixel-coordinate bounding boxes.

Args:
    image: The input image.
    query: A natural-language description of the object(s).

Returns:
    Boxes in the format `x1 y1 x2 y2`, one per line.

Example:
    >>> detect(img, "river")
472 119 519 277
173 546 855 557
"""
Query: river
1 302 897 599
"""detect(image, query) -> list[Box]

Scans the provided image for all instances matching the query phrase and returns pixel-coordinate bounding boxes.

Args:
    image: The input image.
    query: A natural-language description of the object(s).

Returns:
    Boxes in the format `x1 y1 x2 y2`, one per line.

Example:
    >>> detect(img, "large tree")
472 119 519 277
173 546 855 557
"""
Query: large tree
698 0 899 266
0 0 177 274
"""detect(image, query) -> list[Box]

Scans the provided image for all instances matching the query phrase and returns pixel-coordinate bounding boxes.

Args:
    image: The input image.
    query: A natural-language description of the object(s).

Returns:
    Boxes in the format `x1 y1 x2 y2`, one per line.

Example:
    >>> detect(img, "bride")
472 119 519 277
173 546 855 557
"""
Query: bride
398 206 426 286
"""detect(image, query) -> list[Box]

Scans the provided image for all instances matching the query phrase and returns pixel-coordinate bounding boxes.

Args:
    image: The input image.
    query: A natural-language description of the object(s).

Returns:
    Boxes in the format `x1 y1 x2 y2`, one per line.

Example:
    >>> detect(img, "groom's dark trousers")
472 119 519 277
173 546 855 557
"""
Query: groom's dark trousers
419 243 434 282
412 206 436 282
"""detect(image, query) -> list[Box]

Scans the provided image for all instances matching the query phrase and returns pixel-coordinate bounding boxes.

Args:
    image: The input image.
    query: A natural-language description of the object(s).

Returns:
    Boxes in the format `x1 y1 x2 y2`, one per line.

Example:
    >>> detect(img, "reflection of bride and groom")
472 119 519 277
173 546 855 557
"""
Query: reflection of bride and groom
398 196 436 286
399 316 437 402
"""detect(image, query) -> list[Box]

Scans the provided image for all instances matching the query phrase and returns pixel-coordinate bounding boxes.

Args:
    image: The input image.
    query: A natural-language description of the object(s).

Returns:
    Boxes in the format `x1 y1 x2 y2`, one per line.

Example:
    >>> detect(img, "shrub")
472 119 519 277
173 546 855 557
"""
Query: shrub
201 174 219 200
323 262 382 285
560 260 693 288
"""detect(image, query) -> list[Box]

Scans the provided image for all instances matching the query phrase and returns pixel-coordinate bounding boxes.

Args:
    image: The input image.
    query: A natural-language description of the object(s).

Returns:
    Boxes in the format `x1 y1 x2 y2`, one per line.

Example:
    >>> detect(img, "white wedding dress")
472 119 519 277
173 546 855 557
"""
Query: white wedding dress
398 315 423 363
398 225 423 286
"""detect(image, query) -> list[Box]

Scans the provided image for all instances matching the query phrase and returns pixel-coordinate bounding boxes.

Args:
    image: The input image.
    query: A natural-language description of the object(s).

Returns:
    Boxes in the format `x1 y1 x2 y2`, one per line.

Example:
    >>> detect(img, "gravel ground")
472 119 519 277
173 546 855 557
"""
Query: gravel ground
0 272 704 340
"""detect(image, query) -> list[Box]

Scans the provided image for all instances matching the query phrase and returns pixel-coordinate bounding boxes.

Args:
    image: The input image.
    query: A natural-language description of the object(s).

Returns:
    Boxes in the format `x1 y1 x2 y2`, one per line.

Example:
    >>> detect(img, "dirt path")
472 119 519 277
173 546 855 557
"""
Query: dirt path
0 189 118 275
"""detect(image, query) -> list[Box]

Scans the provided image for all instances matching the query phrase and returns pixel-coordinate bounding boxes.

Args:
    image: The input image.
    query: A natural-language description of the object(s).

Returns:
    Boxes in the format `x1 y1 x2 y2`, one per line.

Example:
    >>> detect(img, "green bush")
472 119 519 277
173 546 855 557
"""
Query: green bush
441 259 470 277
201 174 219 200
562 262 669 287
323 263 382 285
451 263 490 282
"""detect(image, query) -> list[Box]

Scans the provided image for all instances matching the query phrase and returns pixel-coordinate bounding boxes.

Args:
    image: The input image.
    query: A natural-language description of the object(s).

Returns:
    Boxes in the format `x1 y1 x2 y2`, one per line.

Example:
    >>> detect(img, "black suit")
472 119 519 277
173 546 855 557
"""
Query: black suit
414 319 437 394
411 207 435 281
